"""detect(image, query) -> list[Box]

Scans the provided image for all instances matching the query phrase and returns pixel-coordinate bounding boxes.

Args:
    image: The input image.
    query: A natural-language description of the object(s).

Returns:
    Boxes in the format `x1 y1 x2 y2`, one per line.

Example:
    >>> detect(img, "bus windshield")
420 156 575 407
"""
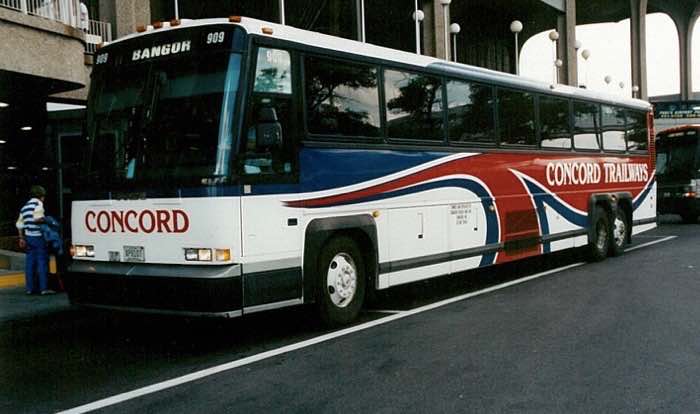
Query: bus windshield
85 44 241 189
656 133 700 181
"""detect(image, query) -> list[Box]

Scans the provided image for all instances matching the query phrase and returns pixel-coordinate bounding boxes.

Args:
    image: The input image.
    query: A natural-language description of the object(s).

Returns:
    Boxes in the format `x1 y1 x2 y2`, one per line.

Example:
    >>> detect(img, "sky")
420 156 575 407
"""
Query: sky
520 13 694 99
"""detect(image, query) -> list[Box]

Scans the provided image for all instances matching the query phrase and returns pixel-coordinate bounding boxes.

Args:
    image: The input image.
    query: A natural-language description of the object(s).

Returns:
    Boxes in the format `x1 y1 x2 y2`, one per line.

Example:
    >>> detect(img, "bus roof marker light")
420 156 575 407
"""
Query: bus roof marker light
136 25 146 33
153 21 163 29
262 27 274 35
170 19 181 26
228 16 242 23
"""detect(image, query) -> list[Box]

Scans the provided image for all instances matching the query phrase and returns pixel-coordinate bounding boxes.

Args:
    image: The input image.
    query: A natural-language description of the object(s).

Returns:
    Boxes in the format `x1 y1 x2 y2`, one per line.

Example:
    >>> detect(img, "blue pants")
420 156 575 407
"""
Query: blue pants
25 236 48 293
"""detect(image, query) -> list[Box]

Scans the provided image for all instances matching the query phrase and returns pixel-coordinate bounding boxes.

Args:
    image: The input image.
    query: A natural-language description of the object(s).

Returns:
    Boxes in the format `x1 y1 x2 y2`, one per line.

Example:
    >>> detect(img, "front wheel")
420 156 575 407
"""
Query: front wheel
588 206 610 262
609 208 628 257
316 236 366 327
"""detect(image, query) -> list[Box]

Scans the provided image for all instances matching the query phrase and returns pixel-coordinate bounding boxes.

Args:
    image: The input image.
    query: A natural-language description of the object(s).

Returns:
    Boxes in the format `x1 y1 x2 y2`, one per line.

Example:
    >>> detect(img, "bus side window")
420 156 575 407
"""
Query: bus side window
601 105 626 152
625 109 648 152
497 88 536 146
445 79 495 145
573 101 600 151
242 47 295 176
539 95 571 149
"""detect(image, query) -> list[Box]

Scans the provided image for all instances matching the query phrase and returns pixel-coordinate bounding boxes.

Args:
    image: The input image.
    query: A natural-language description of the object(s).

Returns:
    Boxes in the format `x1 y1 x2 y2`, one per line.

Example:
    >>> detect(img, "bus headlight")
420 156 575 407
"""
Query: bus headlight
72 245 95 257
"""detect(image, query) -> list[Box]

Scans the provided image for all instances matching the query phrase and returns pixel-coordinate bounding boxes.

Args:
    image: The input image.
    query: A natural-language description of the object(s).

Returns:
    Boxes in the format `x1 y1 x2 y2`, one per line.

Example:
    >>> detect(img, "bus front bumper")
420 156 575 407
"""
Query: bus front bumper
63 260 242 316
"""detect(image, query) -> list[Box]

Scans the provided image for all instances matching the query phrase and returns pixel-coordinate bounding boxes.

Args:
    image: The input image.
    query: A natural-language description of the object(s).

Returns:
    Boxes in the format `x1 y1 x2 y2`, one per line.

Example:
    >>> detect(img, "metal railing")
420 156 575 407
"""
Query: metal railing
0 0 81 27
0 0 113 54
85 18 112 54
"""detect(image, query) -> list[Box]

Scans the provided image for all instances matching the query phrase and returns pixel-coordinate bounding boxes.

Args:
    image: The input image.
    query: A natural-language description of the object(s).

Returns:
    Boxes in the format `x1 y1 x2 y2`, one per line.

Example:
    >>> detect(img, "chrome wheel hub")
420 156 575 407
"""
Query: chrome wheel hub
613 215 626 247
326 253 357 308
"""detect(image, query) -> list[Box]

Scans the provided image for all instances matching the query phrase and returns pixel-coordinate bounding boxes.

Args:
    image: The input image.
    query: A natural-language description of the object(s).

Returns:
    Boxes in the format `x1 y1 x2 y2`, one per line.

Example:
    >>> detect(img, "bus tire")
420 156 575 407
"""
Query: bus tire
316 236 366 327
588 206 610 262
609 207 628 257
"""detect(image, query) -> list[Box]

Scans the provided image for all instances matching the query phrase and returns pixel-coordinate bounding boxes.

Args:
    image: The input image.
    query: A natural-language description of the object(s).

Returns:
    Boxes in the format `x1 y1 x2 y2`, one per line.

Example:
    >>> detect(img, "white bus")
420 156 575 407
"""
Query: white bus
65 17 656 325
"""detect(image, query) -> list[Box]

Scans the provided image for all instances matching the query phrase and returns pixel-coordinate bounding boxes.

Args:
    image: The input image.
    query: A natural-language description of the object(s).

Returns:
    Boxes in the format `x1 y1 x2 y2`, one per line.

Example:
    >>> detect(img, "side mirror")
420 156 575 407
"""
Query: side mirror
256 107 283 148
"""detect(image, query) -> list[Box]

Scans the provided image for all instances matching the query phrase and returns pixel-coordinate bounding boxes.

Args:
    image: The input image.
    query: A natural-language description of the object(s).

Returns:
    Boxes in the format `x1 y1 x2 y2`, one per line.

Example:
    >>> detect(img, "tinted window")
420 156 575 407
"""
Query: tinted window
445 80 494 144
539 96 571 149
497 88 536 146
304 56 381 138
384 69 444 141
626 110 649 152
253 48 292 94
573 102 600 150
601 105 626 151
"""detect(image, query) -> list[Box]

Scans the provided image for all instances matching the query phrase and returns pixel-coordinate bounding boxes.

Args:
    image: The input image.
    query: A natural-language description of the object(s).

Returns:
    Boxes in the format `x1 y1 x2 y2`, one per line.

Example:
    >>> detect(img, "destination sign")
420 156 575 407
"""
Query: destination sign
94 25 244 67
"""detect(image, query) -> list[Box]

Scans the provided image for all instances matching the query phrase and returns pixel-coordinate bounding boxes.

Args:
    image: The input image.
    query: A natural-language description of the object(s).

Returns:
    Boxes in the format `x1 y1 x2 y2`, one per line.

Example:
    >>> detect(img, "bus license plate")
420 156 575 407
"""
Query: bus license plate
123 246 145 262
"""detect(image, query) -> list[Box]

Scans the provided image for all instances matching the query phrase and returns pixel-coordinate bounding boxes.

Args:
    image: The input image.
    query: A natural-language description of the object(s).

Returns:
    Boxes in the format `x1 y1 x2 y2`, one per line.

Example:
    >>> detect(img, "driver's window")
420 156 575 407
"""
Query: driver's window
242 47 296 177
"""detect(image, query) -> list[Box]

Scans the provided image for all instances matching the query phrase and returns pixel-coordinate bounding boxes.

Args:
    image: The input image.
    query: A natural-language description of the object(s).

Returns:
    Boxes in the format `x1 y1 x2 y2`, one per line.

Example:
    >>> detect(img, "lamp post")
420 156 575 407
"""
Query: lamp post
548 30 559 84
413 4 424 55
574 40 582 86
618 81 625 94
581 49 591 88
440 0 451 60
450 23 461 62
510 20 523 75
632 85 640 98
174 0 179 19
604 75 613 92
356 0 365 41
279 0 286 25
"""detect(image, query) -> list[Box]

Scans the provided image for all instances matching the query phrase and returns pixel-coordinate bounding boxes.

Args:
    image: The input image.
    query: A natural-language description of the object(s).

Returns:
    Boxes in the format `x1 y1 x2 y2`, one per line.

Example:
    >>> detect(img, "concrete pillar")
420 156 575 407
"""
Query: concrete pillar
422 0 450 60
100 0 151 40
555 0 577 87
674 13 697 100
630 0 648 100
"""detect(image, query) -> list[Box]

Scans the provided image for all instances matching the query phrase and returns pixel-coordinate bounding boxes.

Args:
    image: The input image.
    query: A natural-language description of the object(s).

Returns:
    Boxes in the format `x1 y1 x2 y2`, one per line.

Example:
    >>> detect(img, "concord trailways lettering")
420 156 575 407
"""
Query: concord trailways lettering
545 162 649 187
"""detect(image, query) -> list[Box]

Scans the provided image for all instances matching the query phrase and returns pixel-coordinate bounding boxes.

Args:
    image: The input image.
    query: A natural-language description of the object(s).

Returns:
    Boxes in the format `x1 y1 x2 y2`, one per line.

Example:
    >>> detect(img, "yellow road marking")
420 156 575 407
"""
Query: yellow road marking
0 273 25 288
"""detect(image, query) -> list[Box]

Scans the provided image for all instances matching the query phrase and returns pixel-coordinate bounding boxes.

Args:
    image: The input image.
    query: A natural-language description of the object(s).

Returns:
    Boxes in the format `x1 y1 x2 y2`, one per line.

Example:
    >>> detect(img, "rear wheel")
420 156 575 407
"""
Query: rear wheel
316 236 366 327
610 207 628 257
588 206 610 262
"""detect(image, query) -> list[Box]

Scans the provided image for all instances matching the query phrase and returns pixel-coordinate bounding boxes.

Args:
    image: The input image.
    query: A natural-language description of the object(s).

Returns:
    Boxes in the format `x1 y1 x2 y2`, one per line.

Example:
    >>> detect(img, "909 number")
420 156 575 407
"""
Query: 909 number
207 31 225 44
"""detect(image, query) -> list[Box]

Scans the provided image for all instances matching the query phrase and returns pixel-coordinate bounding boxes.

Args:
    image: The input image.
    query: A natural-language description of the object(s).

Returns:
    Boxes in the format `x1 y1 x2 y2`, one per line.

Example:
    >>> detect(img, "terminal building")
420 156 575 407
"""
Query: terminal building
1 0 699 242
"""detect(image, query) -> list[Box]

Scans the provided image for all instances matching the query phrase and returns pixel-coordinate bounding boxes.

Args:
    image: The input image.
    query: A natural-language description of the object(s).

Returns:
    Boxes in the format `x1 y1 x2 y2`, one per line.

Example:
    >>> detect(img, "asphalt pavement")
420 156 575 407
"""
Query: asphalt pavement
2 217 699 413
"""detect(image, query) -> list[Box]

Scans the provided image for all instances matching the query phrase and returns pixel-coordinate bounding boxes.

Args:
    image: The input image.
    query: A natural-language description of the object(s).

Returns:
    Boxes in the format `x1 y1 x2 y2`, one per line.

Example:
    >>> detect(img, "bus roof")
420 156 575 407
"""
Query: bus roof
657 124 700 136
112 16 651 111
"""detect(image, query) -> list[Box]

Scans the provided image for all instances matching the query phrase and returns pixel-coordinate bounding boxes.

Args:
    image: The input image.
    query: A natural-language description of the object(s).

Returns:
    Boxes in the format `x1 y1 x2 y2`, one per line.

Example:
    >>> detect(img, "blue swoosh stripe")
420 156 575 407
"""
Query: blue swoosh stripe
632 178 655 210
520 177 588 254
304 178 499 266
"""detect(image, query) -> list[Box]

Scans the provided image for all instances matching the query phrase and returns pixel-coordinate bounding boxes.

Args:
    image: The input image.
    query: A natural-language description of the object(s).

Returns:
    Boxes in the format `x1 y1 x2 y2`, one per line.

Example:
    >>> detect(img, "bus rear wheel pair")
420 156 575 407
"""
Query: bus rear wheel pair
588 206 628 261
